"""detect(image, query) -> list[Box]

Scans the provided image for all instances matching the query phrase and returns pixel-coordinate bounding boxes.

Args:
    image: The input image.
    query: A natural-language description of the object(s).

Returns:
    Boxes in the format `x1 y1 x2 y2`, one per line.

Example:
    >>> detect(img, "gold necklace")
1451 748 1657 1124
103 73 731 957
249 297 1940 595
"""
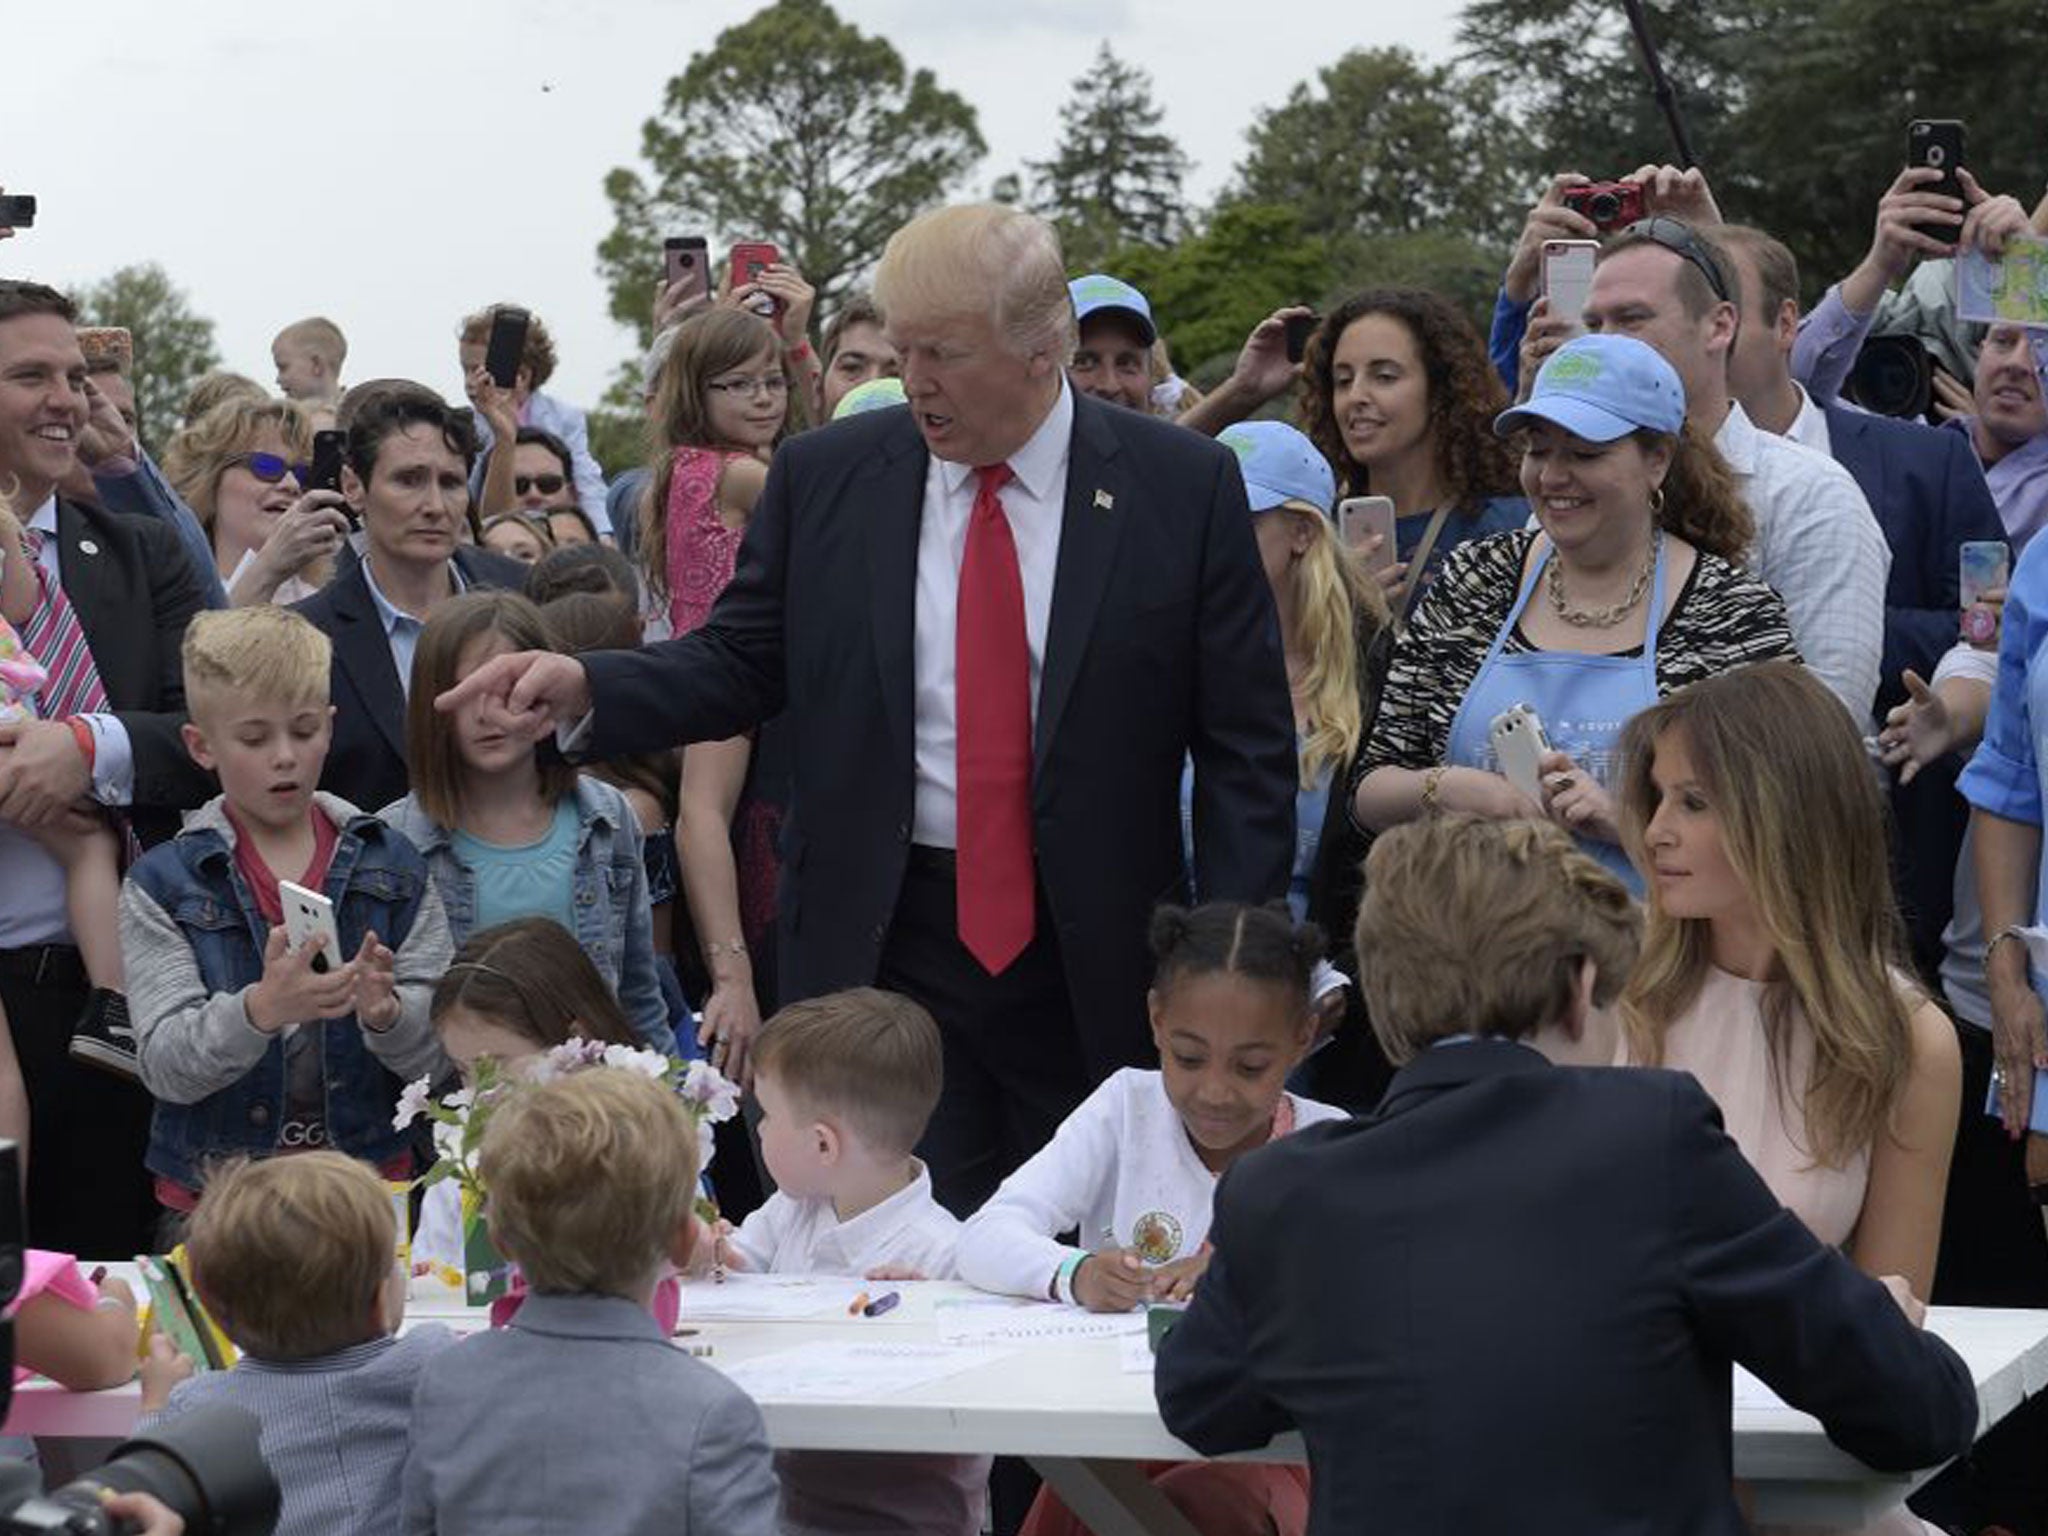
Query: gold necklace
1546 529 1662 629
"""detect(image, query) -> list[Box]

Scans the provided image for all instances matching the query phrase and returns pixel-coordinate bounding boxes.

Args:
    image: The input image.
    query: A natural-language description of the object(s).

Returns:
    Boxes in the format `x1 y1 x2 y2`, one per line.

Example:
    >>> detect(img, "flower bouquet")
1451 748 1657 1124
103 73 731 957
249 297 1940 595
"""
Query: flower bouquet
395 1041 741 1304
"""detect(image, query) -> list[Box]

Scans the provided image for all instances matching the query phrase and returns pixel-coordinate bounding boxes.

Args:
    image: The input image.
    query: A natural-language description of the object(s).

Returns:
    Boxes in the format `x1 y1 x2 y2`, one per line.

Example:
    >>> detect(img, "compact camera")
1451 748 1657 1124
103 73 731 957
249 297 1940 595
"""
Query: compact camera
1563 182 1646 233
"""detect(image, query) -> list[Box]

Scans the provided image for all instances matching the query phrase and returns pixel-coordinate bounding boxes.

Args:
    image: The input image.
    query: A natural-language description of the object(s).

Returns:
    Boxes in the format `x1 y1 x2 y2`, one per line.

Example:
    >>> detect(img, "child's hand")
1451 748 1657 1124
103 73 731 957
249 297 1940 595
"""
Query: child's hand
1148 1250 1211 1304
245 926 356 1035
1072 1249 1152 1313
864 1264 927 1282
138 1332 194 1413
352 931 400 1032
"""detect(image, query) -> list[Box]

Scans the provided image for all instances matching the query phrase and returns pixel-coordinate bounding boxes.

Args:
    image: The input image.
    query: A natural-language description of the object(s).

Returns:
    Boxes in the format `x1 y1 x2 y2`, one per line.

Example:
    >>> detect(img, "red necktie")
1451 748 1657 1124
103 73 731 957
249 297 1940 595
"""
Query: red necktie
955 463 1035 974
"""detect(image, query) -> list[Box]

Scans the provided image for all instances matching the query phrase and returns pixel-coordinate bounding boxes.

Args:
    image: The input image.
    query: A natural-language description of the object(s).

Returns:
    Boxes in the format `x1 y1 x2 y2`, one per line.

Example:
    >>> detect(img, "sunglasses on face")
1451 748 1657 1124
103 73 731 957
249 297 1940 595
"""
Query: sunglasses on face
234 451 312 485
513 473 567 497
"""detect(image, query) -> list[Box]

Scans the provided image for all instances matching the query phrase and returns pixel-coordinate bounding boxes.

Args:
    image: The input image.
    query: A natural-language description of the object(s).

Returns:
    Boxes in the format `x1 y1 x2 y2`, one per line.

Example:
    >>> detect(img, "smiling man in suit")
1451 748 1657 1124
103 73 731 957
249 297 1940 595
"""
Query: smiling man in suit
0 280 218 1253
442 203 1297 1214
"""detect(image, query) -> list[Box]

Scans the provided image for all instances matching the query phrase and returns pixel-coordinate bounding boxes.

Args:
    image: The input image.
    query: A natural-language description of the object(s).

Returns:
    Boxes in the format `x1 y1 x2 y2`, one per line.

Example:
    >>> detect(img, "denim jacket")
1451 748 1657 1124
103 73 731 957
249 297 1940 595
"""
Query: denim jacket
118 793 453 1190
380 777 676 1053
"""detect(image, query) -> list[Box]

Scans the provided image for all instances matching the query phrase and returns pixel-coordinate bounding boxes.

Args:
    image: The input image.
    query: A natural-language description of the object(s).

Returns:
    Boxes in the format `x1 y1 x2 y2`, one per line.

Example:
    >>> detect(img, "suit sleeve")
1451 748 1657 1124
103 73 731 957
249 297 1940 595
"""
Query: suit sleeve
683 1380 782 1536
117 516 216 813
1187 448 1298 906
91 453 230 610
1883 433 2007 701
1154 1166 1292 1454
581 447 792 760
1668 1076 1977 1470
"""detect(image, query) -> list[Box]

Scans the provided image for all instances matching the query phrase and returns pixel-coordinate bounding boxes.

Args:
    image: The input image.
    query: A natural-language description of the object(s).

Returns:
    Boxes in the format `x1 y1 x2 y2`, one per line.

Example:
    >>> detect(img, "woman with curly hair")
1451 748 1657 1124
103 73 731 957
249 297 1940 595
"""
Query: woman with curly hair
1300 287 1526 617
1353 335 1798 886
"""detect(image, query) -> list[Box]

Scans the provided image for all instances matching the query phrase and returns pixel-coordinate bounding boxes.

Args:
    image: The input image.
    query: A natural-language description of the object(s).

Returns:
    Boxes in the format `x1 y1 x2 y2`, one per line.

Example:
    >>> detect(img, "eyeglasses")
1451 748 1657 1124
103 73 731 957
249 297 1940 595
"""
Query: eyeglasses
233 451 312 485
1616 216 1733 305
705 374 790 398
513 473 567 497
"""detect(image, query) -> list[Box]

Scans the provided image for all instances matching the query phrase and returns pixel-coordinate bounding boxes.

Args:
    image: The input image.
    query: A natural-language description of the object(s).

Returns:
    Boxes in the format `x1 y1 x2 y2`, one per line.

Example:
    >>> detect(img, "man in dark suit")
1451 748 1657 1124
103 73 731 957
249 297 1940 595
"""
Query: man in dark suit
443 204 1296 1214
1158 816 1979 1535
1720 226 2008 977
0 281 217 1252
295 384 523 814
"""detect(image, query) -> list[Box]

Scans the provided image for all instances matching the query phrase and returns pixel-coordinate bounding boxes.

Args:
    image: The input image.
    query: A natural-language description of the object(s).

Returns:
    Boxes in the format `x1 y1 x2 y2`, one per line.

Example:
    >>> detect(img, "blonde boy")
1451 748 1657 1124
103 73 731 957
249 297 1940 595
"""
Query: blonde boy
119 606 450 1214
402 1069 780 1536
139 1152 456 1536
272 316 346 403
721 988 989 1536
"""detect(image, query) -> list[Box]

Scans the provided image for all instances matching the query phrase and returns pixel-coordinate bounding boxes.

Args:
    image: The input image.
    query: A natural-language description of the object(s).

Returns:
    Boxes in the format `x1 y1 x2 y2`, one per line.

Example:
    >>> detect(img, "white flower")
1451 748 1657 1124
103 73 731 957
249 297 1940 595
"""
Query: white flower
392 1076 433 1131
698 1120 718 1177
602 1044 672 1079
431 1119 464 1163
443 1087 476 1112
680 1060 742 1122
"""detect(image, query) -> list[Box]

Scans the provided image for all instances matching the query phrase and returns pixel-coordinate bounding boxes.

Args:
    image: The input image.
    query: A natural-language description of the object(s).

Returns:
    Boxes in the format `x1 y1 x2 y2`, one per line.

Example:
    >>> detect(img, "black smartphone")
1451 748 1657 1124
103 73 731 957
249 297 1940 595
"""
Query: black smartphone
309 430 347 493
1907 119 1966 234
1282 312 1318 365
484 306 531 390
663 236 712 304
0 195 35 228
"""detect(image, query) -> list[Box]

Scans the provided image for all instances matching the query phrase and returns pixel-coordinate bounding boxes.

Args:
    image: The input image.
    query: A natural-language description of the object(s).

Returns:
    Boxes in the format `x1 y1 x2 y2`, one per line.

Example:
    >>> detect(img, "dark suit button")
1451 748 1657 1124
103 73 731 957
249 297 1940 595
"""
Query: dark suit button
871 923 887 945
248 1104 271 1127
897 822 910 842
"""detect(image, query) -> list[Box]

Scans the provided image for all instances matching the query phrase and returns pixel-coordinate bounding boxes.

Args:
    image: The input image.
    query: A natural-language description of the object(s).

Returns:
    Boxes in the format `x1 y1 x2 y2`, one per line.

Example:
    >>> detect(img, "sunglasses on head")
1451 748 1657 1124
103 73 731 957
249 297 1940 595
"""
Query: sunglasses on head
1617 216 1733 305
514 473 567 497
234 451 312 485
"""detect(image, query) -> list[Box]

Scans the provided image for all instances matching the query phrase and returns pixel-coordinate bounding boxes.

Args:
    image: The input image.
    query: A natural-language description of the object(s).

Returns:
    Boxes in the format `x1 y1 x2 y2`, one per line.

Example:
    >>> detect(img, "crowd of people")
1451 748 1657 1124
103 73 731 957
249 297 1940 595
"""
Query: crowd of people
1 142 2047 1536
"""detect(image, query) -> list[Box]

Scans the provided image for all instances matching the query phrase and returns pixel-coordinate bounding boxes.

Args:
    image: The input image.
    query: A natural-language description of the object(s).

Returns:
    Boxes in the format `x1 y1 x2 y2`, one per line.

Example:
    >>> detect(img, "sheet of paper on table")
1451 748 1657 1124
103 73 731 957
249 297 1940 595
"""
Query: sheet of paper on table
934 1296 1149 1346
1119 1330 1154 1375
719 1341 1016 1401
679 1275 867 1321
1733 1366 1791 1412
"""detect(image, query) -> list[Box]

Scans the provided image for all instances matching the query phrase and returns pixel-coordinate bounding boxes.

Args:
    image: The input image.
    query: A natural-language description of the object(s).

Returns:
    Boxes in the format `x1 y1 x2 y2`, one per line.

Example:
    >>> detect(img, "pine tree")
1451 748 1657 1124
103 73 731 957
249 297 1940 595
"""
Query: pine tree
1029 43 1193 268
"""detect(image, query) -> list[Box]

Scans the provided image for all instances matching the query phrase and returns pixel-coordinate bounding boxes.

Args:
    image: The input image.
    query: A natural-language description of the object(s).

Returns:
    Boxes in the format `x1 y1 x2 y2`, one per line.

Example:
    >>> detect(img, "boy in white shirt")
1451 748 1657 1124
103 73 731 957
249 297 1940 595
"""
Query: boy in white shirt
718 987 988 1536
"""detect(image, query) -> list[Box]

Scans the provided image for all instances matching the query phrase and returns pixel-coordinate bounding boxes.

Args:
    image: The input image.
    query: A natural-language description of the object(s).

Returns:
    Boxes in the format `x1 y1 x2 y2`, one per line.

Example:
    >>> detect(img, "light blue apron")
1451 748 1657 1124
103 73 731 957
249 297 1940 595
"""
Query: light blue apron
1442 537 1667 889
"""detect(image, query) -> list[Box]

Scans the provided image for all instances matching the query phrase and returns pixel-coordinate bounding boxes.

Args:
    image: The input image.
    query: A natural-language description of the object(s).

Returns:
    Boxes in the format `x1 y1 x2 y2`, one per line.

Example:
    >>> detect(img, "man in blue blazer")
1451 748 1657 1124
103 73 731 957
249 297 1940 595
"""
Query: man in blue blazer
441 204 1297 1213
1158 817 1979 1536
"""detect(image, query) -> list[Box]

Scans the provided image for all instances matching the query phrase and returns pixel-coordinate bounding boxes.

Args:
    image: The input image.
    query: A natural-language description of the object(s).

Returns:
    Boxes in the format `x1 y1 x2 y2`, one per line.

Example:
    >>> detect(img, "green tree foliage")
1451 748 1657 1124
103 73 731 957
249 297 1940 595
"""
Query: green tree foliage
72 263 220 445
598 0 984 349
1029 43 1192 270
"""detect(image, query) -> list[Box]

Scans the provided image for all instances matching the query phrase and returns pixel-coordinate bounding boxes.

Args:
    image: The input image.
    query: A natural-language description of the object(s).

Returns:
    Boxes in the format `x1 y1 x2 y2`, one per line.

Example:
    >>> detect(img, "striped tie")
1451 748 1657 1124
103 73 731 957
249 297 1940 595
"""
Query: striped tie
19 527 110 721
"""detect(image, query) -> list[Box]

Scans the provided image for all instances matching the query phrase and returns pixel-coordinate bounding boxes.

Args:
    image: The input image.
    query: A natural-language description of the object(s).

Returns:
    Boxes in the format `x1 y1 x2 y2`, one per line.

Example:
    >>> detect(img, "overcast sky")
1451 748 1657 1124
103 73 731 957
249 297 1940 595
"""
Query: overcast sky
2 0 1466 418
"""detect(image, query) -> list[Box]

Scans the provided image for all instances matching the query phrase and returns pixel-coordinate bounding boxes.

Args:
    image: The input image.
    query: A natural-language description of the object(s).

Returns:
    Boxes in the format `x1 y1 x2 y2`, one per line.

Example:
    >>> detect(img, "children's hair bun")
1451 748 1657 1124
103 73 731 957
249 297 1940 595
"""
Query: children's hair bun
1149 904 1197 961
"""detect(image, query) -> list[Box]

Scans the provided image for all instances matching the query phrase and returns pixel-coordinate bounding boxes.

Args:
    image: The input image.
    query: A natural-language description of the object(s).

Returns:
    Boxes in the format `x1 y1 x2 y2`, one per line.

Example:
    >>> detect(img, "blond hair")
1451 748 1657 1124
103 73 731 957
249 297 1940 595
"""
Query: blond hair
1357 815 1642 1064
1617 662 1914 1168
480 1069 700 1297
872 204 1075 361
182 606 332 723
753 988 942 1155
1275 509 1388 788
274 316 348 372
185 1153 394 1359
162 397 314 536
179 371 269 429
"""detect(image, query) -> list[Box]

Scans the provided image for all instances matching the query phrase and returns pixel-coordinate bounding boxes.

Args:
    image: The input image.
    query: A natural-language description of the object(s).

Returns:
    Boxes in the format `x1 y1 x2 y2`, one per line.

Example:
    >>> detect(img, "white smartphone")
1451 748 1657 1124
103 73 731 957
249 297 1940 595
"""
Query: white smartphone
1337 495 1398 574
1488 703 1551 808
1541 240 1599 338
279 879 341 974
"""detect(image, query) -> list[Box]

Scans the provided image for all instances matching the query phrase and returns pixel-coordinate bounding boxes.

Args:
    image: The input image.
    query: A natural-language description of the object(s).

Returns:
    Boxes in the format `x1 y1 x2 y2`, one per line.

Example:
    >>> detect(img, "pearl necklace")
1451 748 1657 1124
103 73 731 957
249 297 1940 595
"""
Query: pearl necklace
1546 529 1662 629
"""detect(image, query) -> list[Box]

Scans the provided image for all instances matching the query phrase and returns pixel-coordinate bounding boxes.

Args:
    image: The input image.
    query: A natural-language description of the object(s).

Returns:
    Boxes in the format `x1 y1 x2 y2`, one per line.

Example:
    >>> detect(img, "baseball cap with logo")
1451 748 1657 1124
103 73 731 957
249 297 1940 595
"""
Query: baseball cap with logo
1218 421 1336 516
832 376 908 419
1068 274 1158 347
1493 333 1688 442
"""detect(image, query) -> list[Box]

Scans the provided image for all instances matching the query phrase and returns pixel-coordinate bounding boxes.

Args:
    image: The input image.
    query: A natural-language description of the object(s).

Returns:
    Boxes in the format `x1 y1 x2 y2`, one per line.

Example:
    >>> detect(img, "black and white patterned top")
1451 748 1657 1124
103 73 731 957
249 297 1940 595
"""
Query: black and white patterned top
1357 529 1800 780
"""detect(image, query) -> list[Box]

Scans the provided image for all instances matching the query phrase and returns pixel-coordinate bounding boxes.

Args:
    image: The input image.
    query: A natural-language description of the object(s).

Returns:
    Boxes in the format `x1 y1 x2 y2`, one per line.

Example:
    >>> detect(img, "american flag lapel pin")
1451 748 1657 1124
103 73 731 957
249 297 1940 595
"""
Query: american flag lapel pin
1093 489 1114 512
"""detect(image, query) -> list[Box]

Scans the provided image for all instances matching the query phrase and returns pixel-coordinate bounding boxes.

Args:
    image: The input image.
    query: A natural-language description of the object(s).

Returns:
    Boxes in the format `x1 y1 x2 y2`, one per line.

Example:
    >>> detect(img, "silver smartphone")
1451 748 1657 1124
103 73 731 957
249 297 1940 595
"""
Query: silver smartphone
279 879 341 974
1337 495 1398 574
1488 703 1551 808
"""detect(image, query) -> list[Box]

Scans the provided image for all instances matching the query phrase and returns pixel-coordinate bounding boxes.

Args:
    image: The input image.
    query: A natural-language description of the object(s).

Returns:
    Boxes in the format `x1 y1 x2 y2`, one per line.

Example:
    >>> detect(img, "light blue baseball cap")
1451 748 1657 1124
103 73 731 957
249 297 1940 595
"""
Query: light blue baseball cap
1494 333 1688 442
1068 273 1158 346
831 376 907 419
1218 421 1336 515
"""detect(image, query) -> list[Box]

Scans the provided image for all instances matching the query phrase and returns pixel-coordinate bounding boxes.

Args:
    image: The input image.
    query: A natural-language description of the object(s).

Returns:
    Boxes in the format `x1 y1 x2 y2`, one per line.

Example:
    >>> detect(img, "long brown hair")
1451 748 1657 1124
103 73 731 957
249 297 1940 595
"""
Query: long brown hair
429 917 636 1048
1616 663 1915 1168
1643 419 1753 563
1299 289 1519 509
638 308 783 607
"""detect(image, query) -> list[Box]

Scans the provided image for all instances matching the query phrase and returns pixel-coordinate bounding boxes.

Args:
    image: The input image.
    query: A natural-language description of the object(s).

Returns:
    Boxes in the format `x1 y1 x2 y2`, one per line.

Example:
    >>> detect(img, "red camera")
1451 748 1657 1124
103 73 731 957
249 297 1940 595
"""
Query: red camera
1563 182 1646 233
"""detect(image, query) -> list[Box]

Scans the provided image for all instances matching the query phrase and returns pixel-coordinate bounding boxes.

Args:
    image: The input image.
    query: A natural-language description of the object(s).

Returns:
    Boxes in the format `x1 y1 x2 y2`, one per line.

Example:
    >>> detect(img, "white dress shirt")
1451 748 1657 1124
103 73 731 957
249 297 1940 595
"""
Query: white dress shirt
911 381 1074 848
0 495 137 947
1715 403 1888 724
1783 382 1835 458
362 556 466 699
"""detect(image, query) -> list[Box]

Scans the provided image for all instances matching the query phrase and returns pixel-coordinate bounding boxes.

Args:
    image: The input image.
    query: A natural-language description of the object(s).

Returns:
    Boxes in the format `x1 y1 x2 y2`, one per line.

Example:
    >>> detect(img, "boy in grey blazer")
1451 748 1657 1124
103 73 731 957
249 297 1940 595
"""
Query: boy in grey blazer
401 1070 779 1536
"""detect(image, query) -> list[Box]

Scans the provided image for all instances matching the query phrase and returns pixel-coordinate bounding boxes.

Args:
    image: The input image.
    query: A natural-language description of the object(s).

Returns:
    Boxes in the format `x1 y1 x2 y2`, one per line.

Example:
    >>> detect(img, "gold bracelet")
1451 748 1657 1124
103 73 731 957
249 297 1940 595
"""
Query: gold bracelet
1420 766 1447 816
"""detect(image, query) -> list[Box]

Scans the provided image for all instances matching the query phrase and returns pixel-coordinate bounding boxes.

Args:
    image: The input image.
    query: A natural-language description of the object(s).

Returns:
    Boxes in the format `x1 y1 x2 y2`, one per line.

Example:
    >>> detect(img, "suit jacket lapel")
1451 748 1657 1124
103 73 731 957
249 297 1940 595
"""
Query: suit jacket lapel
328 565 408 764
1035 396 1129 773
866 416 932 777
53 500 126 696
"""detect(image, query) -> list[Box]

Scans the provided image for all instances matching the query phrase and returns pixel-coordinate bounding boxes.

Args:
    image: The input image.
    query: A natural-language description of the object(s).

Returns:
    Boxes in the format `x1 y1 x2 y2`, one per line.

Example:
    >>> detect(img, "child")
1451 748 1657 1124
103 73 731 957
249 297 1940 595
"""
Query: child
411 915 646 1271
381 591 675 1054
636 306 785 639
0 492 130 1073
958 902 1346 1536
710 987 988 1536
401 1069 780 1536
138 1152 455 1536
119 606 452 1222
271 315 347 405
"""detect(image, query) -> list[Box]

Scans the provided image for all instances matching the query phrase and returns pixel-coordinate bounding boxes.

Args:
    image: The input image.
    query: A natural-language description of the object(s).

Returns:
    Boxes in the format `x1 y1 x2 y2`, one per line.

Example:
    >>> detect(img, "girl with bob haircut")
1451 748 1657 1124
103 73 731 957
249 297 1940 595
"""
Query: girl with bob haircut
382 593 674 1054
1618 661 1962 1309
